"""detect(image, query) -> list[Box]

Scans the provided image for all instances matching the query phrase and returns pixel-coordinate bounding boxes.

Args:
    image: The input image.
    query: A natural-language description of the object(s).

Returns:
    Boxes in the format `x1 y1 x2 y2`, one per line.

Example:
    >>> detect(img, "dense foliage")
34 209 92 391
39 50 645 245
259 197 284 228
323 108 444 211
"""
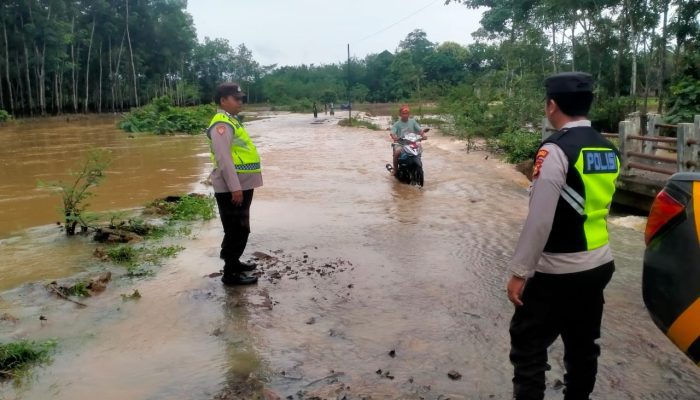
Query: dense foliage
1 0 698 142
118 96 213 134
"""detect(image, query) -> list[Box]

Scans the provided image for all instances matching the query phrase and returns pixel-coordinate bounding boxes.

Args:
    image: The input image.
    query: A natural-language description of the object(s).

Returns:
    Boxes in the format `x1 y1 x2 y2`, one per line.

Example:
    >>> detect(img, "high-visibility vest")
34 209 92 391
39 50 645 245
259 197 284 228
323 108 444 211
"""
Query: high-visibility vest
540 126 620 252
206 112 261 173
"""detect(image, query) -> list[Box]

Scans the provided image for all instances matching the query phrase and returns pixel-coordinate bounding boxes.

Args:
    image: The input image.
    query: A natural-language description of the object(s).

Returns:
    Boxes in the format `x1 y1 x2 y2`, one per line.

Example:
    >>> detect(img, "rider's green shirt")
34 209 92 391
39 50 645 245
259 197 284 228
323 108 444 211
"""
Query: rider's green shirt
391 118 421 139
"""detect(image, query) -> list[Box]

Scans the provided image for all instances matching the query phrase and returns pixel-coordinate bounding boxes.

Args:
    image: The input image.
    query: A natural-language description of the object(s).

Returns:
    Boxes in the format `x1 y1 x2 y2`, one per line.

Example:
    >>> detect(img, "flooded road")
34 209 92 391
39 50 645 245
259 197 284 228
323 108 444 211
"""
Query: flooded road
1 113 699 399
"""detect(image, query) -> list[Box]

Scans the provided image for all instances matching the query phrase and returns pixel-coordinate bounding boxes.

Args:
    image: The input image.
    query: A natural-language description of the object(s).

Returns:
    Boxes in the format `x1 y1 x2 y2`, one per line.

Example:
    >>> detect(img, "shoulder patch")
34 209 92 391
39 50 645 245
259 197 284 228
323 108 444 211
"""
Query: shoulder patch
532 149 549 179
216 125 226 135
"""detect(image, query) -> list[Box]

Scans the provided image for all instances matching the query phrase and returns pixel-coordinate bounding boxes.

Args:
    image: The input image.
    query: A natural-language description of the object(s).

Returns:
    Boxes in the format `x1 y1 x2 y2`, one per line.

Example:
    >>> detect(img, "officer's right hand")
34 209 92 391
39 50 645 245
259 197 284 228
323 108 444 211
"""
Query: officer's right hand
232 191 243 206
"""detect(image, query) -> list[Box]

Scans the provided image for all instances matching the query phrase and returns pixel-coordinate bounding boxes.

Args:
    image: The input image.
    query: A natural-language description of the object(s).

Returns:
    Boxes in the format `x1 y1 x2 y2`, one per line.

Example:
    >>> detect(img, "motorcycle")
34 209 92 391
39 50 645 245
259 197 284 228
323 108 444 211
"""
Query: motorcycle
385 129 428 187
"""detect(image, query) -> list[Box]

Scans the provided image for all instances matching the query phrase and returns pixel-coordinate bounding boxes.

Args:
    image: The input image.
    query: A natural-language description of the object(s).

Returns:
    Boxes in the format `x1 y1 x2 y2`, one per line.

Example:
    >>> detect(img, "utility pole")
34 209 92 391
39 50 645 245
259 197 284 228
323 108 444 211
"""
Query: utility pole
347 43 351 123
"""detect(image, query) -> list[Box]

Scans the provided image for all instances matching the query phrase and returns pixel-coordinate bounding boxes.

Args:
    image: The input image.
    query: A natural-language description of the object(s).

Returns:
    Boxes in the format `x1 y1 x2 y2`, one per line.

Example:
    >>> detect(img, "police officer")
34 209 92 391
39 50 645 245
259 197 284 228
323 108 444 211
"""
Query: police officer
506 72 620 400
207 83 263 285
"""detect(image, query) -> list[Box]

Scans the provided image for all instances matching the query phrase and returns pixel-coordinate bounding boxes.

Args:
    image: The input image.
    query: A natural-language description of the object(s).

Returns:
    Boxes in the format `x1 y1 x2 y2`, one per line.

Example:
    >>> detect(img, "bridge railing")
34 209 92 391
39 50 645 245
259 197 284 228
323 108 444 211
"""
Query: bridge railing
542 114 700 177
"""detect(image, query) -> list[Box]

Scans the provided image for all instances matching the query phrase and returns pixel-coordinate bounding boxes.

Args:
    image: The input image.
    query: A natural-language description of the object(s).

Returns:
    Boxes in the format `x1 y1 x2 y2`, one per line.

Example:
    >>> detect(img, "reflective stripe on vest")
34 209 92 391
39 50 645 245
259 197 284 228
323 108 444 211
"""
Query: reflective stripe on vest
207 112 261 174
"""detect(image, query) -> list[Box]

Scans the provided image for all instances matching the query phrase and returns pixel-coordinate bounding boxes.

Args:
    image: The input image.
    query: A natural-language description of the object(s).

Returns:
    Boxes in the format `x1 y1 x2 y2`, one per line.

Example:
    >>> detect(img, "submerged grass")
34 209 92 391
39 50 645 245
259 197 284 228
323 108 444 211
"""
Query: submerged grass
338 118 381 130
0 340 56 379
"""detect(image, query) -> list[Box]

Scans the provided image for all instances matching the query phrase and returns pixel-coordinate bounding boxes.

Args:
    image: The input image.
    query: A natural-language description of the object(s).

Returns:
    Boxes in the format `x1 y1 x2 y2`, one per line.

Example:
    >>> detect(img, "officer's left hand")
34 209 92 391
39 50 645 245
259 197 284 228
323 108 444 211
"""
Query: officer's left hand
507 275 526 307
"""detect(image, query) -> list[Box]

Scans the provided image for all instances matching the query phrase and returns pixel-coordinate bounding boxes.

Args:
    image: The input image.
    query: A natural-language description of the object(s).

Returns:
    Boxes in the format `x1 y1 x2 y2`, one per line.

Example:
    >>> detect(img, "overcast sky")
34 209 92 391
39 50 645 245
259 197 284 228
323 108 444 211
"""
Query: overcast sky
187 0 484 67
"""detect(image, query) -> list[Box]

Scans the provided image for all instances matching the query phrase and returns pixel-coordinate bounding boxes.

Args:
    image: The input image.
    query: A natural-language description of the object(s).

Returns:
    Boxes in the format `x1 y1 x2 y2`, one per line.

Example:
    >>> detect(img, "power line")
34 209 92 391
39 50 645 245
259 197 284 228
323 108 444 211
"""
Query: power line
355 0 441 44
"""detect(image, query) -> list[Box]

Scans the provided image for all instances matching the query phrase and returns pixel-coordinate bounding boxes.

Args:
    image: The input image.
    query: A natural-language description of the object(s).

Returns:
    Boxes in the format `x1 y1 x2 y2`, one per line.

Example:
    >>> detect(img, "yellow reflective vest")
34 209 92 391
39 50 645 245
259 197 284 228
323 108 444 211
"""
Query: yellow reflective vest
206 112 261 173
540 126 620 252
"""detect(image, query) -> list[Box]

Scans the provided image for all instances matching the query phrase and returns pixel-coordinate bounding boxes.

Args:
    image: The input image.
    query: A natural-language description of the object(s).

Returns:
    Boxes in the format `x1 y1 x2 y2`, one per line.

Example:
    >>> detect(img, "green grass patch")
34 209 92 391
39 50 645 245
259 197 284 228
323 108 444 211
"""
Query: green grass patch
148 195 216 222
338 118 381 130
0 340 56 379
107 245 140 264
106 243 184 277
62 281 90 297
170 195 215 221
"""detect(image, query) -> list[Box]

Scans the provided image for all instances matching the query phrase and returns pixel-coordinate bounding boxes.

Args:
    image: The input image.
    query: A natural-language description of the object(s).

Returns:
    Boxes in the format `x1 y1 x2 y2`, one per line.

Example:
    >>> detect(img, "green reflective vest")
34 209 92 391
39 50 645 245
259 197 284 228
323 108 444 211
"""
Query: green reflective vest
540 126 620 253
207 112 261 173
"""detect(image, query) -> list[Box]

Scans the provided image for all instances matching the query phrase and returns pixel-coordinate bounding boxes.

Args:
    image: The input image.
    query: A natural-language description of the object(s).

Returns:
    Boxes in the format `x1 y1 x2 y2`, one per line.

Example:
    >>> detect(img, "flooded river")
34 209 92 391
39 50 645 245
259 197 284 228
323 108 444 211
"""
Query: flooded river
0 113 698 399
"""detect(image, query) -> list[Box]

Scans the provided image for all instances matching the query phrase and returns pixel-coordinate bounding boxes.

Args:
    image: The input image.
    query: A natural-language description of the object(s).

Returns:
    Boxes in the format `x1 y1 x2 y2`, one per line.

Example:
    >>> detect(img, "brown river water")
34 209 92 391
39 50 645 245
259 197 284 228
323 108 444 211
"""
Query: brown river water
0 113 698 399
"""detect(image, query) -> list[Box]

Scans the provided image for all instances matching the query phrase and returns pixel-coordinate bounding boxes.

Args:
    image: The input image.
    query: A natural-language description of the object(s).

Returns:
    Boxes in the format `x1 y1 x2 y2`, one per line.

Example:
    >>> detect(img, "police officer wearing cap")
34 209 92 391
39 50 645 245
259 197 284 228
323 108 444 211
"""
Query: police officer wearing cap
506 72 620 400
207 83 263 285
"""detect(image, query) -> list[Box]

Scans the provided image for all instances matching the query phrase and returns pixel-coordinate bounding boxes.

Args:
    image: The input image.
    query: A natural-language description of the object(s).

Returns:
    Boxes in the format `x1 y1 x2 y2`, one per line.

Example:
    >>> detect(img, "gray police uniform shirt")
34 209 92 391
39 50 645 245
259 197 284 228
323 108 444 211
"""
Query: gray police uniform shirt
208 109 263 193
509 120 613 278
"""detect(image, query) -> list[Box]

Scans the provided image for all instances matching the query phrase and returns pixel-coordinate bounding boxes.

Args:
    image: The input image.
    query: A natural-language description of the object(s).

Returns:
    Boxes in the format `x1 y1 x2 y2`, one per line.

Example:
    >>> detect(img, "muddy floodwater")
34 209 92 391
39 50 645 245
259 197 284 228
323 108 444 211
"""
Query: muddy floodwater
0 113 699 399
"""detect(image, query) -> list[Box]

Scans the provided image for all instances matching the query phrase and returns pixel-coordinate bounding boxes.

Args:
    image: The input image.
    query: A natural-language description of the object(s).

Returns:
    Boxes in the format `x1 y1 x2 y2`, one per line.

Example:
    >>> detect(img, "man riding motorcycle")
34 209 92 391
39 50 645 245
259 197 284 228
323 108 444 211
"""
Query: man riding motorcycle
389 105 427 175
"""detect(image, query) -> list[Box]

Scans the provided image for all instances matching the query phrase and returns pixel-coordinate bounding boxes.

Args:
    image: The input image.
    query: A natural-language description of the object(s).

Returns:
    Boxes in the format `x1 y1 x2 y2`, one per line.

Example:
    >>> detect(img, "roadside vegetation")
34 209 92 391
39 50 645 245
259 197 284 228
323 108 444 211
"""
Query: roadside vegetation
0 340 57 380
0 110 11 123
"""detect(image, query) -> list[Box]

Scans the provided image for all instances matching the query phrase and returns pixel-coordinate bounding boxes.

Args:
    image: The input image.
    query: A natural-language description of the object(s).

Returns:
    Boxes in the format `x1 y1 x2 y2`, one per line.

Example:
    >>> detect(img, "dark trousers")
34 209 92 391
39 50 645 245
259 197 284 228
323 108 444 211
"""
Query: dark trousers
509 261 614 400
214 189 254 273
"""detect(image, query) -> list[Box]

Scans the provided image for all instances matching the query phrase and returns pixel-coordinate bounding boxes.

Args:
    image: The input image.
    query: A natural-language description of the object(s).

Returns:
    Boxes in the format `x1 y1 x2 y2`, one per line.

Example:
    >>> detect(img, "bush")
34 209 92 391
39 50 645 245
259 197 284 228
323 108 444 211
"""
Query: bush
667 76 700 124
119 96 215 135
0 109 11 122
498 129 542 163
589 96 634 132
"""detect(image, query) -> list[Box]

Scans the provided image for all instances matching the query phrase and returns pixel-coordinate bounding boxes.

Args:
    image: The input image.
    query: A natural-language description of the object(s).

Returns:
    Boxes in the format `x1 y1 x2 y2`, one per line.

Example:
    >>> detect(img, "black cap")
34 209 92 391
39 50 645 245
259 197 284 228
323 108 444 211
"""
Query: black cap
544 72 593 96
214 83 245 103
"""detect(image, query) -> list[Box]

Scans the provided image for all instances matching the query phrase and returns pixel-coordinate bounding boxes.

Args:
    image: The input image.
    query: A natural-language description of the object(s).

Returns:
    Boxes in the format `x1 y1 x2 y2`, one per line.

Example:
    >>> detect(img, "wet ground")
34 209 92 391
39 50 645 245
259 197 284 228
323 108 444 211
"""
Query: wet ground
0 113 699 399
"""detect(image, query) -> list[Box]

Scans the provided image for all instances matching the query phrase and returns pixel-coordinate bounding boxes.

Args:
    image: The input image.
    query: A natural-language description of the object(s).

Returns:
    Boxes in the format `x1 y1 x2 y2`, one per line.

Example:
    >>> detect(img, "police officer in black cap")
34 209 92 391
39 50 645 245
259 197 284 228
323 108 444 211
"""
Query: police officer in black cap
506 72 620 400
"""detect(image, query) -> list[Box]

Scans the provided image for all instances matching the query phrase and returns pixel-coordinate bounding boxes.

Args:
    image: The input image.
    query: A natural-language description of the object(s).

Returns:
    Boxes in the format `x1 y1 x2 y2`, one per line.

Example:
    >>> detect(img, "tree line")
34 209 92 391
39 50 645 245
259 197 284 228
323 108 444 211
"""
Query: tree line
1 0 698 124
0 0 263 116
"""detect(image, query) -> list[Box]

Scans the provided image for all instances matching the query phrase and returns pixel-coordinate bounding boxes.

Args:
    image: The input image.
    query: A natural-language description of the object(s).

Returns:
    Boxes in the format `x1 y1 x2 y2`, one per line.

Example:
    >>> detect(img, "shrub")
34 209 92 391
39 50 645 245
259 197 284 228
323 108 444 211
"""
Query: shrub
0 109 10 122
498 129 542 163
667 76 700 124
38 149 111 235
119 97 215 135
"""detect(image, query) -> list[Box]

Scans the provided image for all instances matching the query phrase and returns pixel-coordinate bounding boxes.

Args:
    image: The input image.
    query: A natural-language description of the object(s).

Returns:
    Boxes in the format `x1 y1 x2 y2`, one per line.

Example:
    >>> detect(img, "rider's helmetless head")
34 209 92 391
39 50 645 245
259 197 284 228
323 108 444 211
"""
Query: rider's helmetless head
399 105 410 122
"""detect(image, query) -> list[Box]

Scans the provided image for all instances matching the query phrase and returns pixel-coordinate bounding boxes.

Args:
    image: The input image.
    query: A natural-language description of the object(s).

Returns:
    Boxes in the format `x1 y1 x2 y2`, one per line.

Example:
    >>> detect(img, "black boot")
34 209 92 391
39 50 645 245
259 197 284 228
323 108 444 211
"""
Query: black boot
221 265 258 285
238 260 257 271
222 271 258 286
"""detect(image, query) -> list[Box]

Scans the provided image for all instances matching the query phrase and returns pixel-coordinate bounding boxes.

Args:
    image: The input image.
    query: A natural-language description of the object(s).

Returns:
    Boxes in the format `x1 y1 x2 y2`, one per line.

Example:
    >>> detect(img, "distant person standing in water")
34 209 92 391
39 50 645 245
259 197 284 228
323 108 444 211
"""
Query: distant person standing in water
313 102 318 118
330 102 335 116
324 103 328 115
206 83 263 286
